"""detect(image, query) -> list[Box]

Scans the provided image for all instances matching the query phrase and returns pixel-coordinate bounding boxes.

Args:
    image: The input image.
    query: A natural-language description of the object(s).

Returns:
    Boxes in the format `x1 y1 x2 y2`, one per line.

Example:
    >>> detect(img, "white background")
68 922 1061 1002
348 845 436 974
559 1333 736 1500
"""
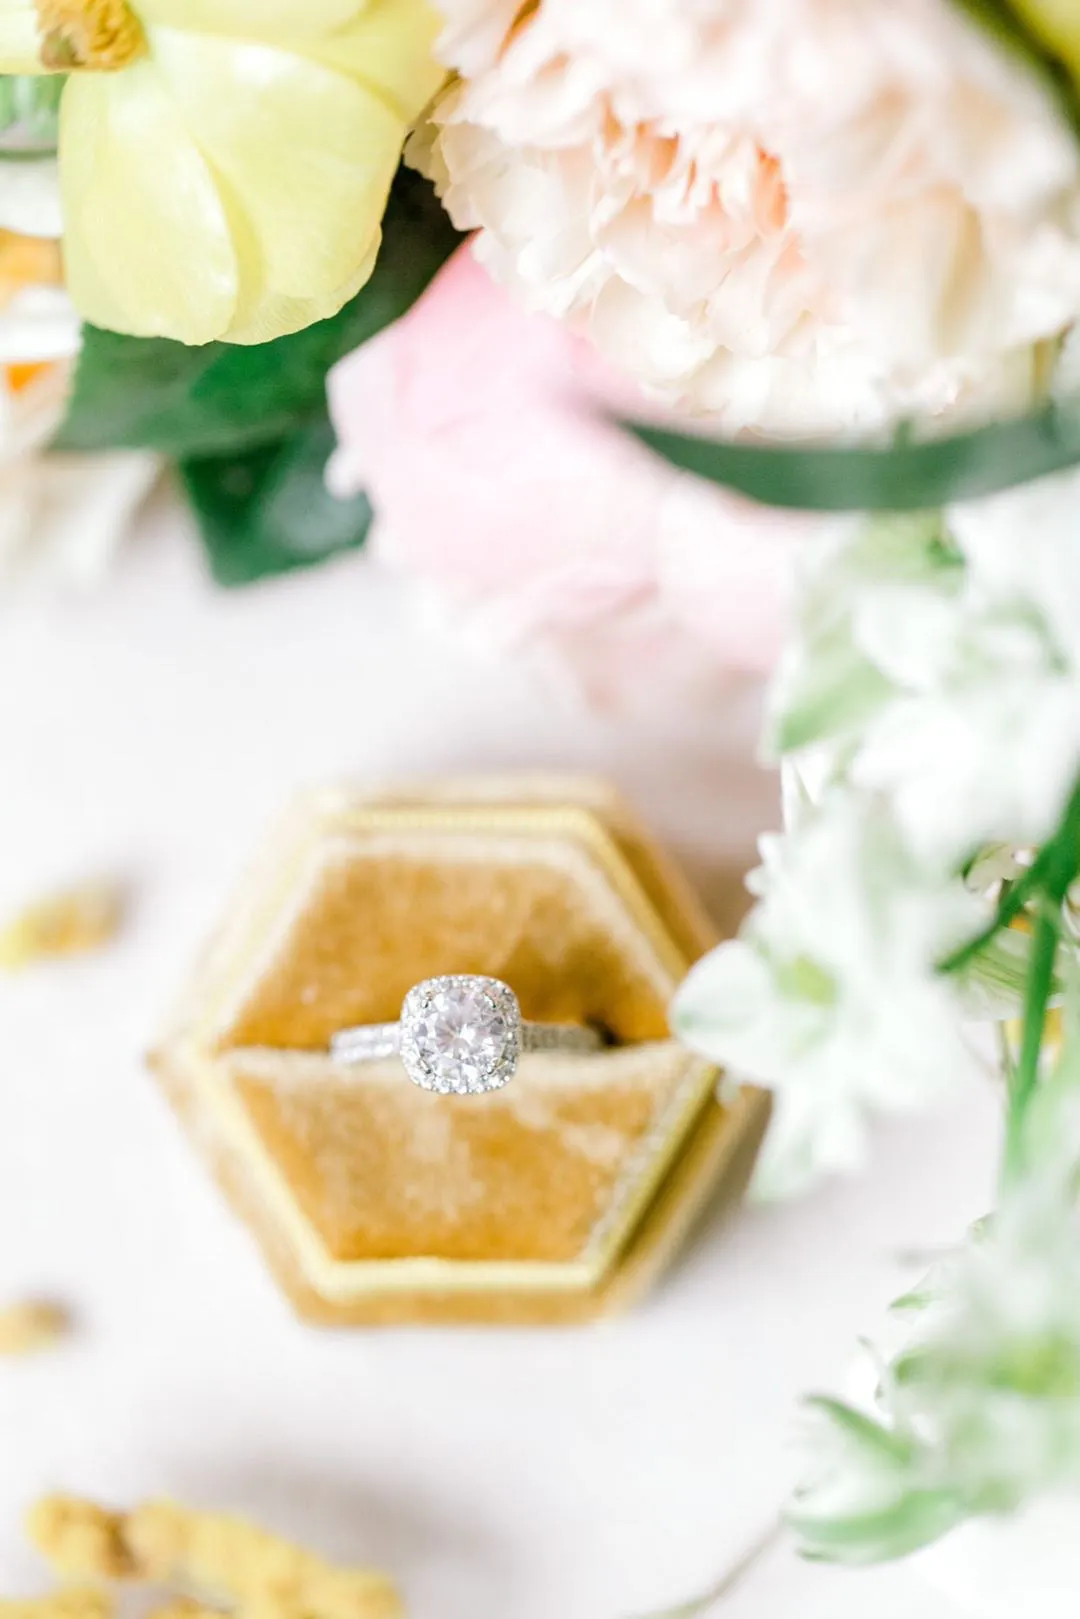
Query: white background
0 494 995 1618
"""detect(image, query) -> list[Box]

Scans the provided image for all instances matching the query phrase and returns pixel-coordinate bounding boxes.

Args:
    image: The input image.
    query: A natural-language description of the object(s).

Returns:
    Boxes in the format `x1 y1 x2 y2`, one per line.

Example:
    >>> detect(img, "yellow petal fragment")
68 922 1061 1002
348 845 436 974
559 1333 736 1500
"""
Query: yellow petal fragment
30 1497 403 1619
59 66 238 342
291 0 445 123
27 1499 135 1581
136 0 364 40
149 25 402 303
0 1592 110 1619
146 1602 219 1619
0 1298 71 1355
0 879 124 968
0 0 44 70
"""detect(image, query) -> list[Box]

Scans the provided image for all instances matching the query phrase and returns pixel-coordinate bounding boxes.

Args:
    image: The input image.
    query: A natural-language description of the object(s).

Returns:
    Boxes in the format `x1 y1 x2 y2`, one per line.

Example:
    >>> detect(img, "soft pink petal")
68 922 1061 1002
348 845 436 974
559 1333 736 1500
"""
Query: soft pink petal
328 246 811 713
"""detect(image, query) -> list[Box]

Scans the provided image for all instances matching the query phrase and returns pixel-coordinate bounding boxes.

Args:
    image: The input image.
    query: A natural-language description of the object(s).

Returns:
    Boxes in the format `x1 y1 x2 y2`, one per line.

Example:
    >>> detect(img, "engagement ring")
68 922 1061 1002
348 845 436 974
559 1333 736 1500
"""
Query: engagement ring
330 974 604 1095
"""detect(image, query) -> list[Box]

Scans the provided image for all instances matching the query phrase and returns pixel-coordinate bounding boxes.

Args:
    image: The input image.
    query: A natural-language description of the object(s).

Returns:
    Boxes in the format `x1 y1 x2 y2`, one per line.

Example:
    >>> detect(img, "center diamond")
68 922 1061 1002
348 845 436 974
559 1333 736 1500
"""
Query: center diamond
400 975 522 1095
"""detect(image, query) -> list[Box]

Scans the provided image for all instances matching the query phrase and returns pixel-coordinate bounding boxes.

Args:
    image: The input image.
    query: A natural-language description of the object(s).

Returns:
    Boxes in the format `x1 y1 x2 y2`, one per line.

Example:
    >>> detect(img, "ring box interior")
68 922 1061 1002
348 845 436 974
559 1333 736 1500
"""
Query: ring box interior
151 777 768 1325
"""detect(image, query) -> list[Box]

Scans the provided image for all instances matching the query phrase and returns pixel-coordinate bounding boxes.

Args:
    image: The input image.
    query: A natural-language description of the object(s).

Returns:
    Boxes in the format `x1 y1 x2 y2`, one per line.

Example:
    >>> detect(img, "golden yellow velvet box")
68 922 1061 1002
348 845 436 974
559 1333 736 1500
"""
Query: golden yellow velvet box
151 778 768 1325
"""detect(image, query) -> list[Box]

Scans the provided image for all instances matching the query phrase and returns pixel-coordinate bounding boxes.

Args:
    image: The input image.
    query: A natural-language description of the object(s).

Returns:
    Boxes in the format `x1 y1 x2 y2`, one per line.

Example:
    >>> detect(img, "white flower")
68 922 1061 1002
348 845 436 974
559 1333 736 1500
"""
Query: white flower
415 0 1080 431
852 660 1080 867
0 449 160 596
0 336 159 597
889 1188 1080 1510
948 466 1080 672
0 156 62 239
0 173 157 594
853 471 1080 864
792 1188 1080 1562
767 512 959 757
672 793 988 1198
0 164 77 365
772 490 1080 868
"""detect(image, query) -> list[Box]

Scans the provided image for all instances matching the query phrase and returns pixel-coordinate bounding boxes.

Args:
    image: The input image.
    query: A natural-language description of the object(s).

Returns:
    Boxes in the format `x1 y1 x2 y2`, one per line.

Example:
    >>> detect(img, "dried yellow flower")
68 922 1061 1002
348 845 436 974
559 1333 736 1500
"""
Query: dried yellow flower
28 1498 402 1619
0 1300 71 1357
0 1590 111 1619
0 882 124 969
26 1500 134 1582
147 1601 220 1619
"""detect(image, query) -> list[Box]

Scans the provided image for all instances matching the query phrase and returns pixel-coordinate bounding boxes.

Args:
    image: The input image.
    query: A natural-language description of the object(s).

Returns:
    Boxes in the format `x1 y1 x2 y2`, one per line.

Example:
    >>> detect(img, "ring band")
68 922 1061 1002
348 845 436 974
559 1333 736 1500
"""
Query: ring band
330 974 603 1095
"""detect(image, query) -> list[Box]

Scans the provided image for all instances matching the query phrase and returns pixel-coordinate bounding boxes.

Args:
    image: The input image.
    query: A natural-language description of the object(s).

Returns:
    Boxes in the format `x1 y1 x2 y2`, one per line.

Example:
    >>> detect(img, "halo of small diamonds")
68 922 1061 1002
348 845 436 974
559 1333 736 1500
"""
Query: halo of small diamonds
399 975 522 1095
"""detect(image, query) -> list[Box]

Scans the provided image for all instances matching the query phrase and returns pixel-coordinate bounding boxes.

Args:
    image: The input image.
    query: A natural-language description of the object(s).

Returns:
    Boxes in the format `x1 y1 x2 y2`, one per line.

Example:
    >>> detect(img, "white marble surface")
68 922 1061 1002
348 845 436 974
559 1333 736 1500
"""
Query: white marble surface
0 496 996 1619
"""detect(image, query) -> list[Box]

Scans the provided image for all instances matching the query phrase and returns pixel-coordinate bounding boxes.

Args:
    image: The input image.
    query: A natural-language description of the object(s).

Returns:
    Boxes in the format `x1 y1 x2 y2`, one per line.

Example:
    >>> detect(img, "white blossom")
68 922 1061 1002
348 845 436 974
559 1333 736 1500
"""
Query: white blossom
672 793 988 1198
0 163 158 595
771 489 1080 869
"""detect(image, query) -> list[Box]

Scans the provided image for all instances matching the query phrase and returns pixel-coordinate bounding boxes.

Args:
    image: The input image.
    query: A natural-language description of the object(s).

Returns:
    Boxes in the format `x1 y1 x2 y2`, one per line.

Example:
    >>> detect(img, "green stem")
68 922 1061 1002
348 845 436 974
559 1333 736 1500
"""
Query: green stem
939 855 1051 975
1000 778 1080 1185
941 777 1080 980
632 1520 784 1618
1004 901 1061 1184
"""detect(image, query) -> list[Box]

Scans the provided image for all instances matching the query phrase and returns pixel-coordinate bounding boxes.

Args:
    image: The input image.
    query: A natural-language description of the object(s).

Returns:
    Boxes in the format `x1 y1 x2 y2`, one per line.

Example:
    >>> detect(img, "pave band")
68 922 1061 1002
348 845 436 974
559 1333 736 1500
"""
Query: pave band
330 974 603 1095
330 1021 603 1063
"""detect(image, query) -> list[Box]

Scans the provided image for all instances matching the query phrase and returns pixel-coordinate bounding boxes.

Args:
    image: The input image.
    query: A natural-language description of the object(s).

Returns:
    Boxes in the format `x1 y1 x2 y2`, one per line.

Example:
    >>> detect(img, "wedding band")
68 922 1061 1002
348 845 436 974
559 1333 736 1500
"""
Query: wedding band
330 974 603 1095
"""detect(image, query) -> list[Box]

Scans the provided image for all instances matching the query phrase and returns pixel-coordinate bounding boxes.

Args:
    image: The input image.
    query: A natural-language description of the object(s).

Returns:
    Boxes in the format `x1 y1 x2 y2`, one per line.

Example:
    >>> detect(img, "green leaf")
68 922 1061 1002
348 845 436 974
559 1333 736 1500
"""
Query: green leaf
179 415 371 587
803 1396 916 1465
0 75 65 154
626 396 1080 512
55 168 462 459
789 1489 966 1566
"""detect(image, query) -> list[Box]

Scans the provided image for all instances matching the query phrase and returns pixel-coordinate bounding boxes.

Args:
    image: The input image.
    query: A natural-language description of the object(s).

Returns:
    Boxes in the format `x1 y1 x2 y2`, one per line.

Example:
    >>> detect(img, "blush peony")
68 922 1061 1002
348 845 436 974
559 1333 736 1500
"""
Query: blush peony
410 0 1080 434
326 247 828 717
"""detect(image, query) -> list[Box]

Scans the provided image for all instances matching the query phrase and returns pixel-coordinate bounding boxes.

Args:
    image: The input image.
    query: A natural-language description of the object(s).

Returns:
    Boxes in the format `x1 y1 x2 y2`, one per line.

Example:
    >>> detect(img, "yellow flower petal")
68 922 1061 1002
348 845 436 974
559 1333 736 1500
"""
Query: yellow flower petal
0 0 44 69
42 0 441 343
149 23 401 302
135 0 365 39
222 227 379 344
57 189 133 332
59 63 239 342
0 881 124 967
295 0 444 123
0 1299 71 1354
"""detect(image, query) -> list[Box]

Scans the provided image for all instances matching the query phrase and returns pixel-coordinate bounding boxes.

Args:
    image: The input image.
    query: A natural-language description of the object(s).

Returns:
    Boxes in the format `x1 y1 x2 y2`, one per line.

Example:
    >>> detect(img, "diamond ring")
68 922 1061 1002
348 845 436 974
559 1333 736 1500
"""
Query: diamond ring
329 974 604 1095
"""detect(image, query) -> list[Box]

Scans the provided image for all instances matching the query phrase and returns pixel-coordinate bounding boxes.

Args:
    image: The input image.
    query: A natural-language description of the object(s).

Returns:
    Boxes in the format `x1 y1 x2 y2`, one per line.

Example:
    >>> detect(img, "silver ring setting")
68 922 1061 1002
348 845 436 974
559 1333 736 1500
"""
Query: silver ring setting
330 974 602 1095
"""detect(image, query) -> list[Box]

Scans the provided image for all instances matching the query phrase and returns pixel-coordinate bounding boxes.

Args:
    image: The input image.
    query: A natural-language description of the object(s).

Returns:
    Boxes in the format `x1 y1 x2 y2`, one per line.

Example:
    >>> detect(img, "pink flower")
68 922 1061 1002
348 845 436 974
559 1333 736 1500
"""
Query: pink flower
327 246 828 717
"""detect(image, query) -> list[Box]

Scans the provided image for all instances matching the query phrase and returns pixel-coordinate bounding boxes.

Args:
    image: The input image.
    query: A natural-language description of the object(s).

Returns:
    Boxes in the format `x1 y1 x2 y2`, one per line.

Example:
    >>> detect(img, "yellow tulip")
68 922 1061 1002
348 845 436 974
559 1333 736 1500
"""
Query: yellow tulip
0 0 446 344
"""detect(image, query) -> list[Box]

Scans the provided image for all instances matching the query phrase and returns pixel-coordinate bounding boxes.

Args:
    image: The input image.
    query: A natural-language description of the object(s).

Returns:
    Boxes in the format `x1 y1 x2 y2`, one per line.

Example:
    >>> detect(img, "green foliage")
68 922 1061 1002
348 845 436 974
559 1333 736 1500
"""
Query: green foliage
179 417 371 587
54 169 461 459
786 1397 966 1565
54 168 460 584
627 397 1080 512
0 74 64 153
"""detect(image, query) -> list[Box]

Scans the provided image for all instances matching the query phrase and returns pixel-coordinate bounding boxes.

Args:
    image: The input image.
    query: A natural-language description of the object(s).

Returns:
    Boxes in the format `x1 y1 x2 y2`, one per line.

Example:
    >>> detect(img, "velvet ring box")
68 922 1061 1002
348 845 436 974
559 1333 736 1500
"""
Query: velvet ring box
151 777 769 1325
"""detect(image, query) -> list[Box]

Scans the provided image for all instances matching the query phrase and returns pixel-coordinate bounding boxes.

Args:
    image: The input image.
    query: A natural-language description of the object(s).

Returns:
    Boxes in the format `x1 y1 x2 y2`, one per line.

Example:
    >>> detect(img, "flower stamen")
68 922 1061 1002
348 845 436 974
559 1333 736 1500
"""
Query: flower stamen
34 0 146 71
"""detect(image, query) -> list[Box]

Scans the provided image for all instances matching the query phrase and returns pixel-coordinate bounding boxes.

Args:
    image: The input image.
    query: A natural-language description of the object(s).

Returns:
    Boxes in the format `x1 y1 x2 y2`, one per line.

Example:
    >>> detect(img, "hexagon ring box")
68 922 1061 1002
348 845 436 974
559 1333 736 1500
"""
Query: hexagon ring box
152 778 769 1325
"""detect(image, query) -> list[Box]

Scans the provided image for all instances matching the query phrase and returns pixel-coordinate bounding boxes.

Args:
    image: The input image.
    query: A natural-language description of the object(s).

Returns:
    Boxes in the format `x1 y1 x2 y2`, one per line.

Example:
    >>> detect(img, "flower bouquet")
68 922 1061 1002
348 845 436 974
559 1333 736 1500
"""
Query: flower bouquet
11 0 1080 1609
